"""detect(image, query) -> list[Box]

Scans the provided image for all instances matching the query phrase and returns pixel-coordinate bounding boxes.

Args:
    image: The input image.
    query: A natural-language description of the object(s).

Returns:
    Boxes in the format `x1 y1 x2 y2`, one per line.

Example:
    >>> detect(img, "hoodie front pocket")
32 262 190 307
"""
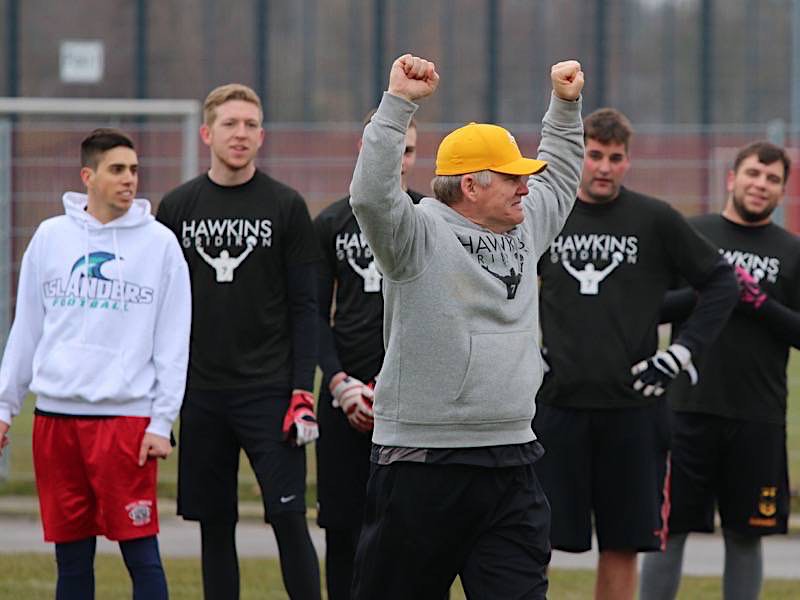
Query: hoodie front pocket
33 342 131 403
452 329 540 422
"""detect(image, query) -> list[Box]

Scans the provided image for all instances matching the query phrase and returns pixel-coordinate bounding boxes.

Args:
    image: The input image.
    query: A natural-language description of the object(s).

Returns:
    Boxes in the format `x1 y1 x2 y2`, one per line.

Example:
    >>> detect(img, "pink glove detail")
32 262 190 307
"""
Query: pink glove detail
331 375 374 433
734 265 767 310
282 391 319 446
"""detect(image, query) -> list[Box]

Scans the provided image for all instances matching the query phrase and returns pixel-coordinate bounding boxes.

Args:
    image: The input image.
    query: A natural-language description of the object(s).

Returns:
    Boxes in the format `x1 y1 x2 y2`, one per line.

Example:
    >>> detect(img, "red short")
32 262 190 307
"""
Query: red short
32 414 160 543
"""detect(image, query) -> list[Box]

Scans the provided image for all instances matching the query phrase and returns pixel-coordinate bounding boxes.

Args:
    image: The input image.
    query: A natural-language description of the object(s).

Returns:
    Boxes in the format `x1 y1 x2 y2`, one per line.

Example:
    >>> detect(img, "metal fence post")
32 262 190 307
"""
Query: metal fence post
767 118 787 228
0 118 10 483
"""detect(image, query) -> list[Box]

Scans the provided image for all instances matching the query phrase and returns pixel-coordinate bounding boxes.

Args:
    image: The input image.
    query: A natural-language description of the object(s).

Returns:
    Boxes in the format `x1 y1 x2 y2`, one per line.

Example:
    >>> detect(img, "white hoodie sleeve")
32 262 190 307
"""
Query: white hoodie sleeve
0 232 45 425
146 240 191 438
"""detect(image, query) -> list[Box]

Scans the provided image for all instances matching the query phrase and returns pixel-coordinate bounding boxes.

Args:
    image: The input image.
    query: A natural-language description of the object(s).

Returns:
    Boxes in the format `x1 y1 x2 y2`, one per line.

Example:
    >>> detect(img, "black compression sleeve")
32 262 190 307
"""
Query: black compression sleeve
674 258 739 357
749 298 800 348
200 520 240 600
660 287 697 324
287 261 319 391
317 258 343 384
270 512 322 600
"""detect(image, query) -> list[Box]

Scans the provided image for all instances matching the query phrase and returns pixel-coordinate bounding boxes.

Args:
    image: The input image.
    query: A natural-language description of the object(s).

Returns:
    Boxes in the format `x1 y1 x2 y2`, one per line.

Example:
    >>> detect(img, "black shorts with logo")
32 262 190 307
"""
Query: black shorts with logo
352 459 551 600
315 386 373 529
177 386 307 522
669 411 789 536
533 401 671 553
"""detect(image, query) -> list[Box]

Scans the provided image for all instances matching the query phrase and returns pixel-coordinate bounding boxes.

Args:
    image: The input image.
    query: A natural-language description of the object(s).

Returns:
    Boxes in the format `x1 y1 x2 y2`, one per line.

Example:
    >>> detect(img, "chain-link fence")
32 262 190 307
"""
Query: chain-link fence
3 118 798 316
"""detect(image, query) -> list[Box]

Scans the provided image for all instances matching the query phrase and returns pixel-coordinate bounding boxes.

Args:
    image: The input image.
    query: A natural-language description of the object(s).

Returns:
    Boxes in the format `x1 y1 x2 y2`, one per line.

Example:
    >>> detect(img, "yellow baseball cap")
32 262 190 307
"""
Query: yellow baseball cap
435 122 548 176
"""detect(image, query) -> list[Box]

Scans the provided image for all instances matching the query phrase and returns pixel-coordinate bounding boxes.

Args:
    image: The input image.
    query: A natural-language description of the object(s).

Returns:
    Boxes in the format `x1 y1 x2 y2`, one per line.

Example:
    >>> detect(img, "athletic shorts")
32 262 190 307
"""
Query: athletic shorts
177 386 307 522
352 461 551 600
32 414 159 543
669 411 789 536
533 401 671 553
315 386 372 529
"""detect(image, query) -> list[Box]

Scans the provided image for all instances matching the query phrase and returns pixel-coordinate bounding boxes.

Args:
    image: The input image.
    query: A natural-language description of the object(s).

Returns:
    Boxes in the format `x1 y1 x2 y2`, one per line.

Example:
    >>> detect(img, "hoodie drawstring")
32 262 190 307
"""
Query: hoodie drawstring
112 229 127 312
83 221 89 342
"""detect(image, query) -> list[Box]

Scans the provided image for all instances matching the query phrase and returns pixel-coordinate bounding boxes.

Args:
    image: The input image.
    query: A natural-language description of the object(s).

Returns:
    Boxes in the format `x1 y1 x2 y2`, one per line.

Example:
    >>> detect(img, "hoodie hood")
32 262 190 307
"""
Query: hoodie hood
418 196 522 236
0 190 191 438
63 192 155 229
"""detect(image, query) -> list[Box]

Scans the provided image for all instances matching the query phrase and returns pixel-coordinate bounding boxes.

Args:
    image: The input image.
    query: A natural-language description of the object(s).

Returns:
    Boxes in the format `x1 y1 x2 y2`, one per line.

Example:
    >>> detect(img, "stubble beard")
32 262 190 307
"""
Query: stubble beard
732 191 776 223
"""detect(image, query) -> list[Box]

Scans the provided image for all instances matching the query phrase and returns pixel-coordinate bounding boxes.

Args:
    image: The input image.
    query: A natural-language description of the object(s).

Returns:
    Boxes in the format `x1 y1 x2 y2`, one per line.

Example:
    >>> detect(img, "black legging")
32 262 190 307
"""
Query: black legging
325 527 361 600
200 514 320 600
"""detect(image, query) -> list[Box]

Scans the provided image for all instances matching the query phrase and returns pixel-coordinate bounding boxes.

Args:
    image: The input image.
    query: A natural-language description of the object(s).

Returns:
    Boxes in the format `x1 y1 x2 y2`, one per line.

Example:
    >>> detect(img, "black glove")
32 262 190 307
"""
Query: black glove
631 343 698 397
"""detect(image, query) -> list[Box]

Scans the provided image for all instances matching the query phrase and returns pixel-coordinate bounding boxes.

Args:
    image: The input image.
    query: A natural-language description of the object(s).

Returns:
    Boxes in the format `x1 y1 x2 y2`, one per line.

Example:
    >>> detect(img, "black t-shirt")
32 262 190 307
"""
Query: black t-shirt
537 187 720 409
669 214 800 425
157 171 319 390
314 190 423 382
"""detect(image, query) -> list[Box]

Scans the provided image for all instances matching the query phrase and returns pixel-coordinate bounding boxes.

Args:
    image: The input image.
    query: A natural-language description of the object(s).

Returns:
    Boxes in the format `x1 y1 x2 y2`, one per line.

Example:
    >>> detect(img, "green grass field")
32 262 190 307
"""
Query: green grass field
0 553 797 599
3 351 800 505
1 356 798 597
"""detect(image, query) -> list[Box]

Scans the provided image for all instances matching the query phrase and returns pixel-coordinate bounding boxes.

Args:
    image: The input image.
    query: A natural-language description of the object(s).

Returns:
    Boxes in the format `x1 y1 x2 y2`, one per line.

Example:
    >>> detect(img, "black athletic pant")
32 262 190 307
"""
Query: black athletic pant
325 527 361 600
352 461 550 600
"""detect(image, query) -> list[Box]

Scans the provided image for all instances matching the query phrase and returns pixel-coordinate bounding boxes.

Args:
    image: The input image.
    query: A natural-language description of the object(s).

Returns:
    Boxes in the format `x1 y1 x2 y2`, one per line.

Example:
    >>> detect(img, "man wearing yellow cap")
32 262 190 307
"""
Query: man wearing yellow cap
347 53 584 599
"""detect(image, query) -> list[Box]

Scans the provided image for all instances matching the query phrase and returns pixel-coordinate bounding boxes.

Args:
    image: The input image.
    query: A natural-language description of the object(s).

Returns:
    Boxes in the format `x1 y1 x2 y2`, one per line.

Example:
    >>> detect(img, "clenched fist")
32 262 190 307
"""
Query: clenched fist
388 54 440 103
551 60 584 102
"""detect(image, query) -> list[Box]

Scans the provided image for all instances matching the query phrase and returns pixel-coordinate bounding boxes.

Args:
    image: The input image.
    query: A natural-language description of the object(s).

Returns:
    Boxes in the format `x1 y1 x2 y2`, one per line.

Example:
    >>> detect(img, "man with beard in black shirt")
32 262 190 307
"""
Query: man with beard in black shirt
314 111 421 599
640 142 800 600
157 84 321 600
535 108 739 600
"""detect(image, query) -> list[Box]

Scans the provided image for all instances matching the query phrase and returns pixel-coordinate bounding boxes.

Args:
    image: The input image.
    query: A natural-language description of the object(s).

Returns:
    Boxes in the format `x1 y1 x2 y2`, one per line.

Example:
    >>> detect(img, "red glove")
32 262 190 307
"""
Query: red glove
735 265 767 310
330 373 374 433
282 390 319 446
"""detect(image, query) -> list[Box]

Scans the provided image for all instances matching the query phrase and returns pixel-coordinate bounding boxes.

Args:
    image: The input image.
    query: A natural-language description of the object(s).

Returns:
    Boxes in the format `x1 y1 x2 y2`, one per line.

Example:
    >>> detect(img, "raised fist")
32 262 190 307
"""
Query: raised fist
388 54 440 102
551 60 584 102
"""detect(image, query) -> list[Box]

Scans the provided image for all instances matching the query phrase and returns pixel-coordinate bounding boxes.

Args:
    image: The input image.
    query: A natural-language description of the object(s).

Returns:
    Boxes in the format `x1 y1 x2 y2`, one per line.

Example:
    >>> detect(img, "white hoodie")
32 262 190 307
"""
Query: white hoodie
0 192 191 438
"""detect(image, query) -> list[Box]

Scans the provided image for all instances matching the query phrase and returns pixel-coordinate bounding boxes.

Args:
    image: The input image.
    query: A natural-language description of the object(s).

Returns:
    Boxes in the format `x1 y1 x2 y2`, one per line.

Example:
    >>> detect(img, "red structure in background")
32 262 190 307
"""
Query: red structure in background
9 124 800 306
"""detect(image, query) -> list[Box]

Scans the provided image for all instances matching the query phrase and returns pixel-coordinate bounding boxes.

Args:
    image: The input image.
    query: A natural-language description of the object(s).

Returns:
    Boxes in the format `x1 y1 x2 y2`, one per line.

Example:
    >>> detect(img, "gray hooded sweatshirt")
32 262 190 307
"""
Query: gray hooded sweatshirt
350 92 583 448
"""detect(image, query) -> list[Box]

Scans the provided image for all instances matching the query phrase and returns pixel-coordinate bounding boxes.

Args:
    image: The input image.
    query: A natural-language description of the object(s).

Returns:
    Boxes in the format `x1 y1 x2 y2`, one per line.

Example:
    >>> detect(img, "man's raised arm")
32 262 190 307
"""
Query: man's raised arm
524 60 585 258
349 55 439 279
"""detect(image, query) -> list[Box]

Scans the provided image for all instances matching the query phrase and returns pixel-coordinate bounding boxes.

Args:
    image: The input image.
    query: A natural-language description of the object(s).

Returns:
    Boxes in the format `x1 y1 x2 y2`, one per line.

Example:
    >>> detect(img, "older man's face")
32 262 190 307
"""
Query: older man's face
472 171 530 233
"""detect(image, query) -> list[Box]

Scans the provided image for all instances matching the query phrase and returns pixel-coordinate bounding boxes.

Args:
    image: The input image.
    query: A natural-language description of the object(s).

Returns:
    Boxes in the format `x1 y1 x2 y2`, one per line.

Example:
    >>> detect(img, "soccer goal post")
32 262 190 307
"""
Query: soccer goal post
0 97 201 346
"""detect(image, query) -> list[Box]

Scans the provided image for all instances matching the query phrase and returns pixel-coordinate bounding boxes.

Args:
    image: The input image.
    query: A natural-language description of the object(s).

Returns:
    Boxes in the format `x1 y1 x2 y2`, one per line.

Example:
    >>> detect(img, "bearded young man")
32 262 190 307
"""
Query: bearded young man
640 142 800 600
534 108 739 600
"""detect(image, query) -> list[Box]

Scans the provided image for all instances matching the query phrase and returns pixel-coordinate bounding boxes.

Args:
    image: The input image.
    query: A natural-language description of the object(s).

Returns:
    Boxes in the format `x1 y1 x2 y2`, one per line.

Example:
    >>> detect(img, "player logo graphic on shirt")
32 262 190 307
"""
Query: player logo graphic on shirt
348 253 381 293
719 248 780 284
482 264 522 299
196 236 257 283
562 251 624 295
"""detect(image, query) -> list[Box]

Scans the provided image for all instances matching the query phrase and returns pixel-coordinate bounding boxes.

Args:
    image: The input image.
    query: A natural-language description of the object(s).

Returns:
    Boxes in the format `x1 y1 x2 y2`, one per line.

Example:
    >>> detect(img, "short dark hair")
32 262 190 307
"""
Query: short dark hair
583 108 633 150
733 141 791 182
80 128 135 168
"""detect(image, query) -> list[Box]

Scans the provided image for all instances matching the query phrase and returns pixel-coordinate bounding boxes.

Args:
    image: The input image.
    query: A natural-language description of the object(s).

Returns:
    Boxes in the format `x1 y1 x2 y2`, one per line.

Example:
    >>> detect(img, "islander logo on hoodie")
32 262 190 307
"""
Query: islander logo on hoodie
42 251 154 310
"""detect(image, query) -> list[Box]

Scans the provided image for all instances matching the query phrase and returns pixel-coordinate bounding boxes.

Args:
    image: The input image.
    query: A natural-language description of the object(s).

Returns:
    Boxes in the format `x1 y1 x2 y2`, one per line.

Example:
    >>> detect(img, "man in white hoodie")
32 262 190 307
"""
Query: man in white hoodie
0 128 191 599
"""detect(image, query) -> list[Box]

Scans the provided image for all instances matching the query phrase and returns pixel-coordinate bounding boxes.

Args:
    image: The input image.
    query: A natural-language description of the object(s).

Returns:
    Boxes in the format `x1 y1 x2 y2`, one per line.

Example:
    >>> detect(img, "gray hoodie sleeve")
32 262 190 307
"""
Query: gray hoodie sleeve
349 93 435 281
523 94 584 258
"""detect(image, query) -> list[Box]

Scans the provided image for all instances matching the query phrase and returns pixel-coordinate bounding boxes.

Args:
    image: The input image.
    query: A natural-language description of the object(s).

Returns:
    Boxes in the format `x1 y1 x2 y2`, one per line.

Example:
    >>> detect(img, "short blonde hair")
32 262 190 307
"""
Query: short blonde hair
203 84 263 125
